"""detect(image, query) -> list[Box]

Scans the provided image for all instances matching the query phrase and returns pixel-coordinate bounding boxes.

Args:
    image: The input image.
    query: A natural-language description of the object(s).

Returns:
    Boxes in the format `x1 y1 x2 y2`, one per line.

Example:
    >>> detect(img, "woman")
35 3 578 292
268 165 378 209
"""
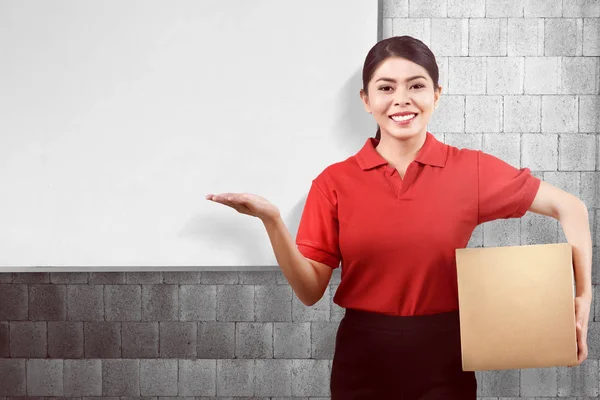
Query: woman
207 36 592 399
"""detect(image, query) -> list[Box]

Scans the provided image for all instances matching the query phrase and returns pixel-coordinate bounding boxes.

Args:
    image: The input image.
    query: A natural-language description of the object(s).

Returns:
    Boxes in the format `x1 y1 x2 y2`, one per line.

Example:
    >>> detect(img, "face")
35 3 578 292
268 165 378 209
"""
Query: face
360 57 441 141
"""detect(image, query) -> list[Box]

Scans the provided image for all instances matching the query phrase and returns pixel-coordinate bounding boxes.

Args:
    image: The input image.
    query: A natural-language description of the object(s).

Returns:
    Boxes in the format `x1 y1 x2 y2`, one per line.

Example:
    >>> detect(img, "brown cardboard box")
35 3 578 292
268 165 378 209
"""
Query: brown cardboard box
455 243 578 371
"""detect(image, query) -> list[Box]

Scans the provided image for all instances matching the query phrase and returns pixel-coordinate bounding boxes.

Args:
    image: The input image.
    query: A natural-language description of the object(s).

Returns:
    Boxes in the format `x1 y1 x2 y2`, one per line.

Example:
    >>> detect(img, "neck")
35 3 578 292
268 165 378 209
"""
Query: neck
376 131 427 166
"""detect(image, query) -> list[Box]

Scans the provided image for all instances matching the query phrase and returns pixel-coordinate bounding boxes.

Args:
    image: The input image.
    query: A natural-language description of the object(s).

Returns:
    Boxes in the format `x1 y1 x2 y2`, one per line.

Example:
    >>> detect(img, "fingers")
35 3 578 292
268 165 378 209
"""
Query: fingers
207 193 247 203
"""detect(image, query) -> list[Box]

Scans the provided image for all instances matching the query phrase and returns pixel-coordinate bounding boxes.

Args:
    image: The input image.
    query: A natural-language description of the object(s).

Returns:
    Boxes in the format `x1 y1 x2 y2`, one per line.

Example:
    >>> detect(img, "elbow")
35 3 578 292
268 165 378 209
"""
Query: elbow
556 196 588 221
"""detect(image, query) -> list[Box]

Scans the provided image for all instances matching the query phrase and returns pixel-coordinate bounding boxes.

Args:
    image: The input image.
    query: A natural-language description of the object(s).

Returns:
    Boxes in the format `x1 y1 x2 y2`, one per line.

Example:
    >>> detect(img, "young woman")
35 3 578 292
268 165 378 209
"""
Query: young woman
206 36 592 399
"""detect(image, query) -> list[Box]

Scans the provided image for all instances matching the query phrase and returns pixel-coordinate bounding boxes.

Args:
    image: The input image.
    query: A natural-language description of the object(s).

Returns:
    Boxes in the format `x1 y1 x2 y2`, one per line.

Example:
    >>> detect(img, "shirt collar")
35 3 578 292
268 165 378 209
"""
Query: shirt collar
355 131 448 171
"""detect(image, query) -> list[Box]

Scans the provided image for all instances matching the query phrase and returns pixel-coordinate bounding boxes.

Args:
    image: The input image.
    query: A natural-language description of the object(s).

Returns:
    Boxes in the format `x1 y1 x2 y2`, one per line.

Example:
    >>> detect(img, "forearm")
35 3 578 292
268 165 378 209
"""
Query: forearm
262 216 322 306
558 200 593 300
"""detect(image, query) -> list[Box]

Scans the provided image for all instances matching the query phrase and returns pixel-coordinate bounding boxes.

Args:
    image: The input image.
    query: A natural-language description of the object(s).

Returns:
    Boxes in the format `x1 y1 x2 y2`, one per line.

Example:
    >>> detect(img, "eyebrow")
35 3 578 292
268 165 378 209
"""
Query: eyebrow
375 75 427 83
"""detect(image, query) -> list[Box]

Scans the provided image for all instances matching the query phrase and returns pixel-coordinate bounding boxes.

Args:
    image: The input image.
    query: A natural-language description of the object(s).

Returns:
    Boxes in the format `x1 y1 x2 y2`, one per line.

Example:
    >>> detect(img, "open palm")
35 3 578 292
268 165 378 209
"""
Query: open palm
206 192 280 222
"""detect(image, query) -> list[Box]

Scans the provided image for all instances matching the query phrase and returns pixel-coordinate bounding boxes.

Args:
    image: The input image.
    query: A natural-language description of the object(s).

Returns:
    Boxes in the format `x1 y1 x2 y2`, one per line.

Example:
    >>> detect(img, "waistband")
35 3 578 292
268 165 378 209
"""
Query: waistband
343 308 460 332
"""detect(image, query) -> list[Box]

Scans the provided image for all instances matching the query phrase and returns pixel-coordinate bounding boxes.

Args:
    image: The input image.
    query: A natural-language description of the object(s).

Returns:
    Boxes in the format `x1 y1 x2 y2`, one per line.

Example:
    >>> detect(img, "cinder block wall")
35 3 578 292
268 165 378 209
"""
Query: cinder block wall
0 0 599 398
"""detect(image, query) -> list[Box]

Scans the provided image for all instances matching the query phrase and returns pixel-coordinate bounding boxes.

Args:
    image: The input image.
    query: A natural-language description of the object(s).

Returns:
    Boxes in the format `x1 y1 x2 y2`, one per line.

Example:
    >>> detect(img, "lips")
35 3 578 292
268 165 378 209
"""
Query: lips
389 113 418 125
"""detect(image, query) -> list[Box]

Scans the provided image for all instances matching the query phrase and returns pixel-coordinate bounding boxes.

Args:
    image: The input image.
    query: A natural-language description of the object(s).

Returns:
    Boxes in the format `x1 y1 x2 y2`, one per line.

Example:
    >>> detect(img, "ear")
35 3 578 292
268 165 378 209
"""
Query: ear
434 86 442 109
359 89 372 114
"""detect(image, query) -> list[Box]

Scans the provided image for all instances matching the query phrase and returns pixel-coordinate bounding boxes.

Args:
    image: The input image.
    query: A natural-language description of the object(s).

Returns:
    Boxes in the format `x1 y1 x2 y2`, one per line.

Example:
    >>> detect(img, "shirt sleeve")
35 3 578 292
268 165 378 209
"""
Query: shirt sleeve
478 150 542 225
295 175 341 269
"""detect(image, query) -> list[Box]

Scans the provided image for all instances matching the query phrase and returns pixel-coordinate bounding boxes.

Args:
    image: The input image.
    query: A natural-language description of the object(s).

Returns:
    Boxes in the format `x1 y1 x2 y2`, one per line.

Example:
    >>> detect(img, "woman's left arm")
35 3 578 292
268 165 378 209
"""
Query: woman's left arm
528 180 593 365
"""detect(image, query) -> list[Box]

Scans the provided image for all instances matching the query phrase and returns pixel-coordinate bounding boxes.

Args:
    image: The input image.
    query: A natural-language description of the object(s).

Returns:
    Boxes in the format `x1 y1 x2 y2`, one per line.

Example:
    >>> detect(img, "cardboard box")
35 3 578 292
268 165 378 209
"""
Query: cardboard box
456 243 578 371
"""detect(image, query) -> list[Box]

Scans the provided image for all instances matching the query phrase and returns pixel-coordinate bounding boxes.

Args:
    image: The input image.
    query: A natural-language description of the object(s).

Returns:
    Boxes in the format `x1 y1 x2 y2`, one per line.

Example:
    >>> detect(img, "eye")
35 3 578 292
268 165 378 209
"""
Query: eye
411 83 425 89
378 86 393 91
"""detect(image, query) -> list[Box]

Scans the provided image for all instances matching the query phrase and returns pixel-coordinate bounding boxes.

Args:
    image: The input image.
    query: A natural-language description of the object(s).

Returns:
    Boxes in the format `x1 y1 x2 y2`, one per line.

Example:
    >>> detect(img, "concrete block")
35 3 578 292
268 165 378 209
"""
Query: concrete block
102 359 140 396
382 17 392 38
179 285 216 321
273 322 311 359
448 57 486 94
12 272 49 283
504 95 541 132
524 57 561 94
50 272 88 284
486 0 523 17
140 359 178 396
216 285 254 322
444 133 483 150
430 19 466 56
465 96 502 132
84 322 121 358
0 273 11 283
581 172 600 209
542 96 578 133
557 359 599 396
564 0 600 17
89 272 126 284
27 359 63 396
544 171 581 197
508 18 542 56
48 321 83 358
291 360 330 397
292 286 330 322
469 19 507 56
163 271 201 284
520 367 558 396
428 95 465 132
392 19 431 46
142 285 178 321
560 134 596 171
580 96 600 132
198 322 235 359
0 322 7 357
545 19 578 56
583 18 600 55
594 248 600 284
522 133 559 170
66 285 104 321
562 57 598 95
10 321 46 358
487 57 524 94
126 272 162 284
409 0 446 17
382 0 408 17
0 359 26 395
29 284 65 321
483 133 520 167
524 0 562 17
122 322 159 358
178 359 216 396
448 0 485 17
589 322 600 357
483 219 520 246
521 211 559 244
0 284 27 320
330 284 345 323
255 285 292 322
467 224 484 247
311 321 338 359
255 360 293 397
64 359 102 397
216 359 255 397
478 368 520 396
105 284 141 321
159 321 197 358
239 271 279 285
437 56 449 92
201 271 239 284
235 322 273 359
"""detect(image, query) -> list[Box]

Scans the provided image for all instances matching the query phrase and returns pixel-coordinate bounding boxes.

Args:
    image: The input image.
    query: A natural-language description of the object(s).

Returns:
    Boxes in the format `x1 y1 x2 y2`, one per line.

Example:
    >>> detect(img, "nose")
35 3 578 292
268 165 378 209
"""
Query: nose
394 87 411 105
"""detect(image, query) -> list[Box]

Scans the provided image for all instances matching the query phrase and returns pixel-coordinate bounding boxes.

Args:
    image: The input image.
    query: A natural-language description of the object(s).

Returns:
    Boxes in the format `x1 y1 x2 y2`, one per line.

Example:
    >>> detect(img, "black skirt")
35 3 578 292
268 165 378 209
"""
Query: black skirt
331 308 477 399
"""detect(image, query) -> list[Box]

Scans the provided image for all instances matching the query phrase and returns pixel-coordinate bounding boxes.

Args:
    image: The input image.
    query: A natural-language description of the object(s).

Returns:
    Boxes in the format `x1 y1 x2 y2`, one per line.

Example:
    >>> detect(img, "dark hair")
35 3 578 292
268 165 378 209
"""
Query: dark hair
361 36 440 141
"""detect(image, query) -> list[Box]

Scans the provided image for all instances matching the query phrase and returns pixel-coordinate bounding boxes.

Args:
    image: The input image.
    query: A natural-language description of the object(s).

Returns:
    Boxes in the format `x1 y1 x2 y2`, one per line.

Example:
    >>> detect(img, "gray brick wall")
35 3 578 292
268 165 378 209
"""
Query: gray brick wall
0 0 598 398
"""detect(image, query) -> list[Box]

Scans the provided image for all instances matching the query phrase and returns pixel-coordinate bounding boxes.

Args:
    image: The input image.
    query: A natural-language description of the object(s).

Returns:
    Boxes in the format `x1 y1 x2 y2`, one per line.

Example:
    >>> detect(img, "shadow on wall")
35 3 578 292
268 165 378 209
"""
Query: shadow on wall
332 68 377 154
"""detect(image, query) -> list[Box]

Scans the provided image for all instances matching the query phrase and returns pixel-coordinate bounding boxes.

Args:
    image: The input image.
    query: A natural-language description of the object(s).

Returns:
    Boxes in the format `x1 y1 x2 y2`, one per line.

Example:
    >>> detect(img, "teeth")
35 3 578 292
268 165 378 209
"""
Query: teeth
391 114 416 122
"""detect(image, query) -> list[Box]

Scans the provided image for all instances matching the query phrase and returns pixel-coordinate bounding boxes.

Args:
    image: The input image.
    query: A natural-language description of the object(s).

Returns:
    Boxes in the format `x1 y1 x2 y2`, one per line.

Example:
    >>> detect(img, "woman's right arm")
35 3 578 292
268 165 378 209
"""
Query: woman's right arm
262 216 333 307
206 192 333 306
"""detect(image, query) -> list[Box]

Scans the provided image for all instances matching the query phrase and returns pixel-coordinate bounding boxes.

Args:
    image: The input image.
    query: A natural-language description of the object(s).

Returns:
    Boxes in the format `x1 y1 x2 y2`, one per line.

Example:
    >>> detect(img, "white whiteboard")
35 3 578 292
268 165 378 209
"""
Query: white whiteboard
0 0 380 270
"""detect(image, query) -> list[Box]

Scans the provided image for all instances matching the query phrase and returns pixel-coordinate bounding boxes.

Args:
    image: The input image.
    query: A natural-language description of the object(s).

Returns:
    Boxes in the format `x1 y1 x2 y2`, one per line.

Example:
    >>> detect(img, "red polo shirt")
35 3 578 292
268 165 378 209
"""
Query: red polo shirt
295 132 541 316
